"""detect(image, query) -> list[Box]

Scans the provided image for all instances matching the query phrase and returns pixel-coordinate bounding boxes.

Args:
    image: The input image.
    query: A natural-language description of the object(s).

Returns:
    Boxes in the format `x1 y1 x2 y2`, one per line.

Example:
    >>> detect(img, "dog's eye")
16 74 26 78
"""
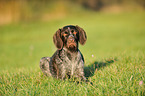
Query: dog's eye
71 30 74 33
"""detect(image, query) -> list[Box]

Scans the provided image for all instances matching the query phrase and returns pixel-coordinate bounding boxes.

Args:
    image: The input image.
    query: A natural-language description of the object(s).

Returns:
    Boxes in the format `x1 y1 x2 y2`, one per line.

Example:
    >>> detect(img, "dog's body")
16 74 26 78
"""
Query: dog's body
40 25 87 81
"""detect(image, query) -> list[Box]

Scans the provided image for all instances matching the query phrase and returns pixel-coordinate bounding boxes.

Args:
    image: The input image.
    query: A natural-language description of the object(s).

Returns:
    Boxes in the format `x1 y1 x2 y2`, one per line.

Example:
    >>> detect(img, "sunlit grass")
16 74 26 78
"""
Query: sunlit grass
0 11 145 95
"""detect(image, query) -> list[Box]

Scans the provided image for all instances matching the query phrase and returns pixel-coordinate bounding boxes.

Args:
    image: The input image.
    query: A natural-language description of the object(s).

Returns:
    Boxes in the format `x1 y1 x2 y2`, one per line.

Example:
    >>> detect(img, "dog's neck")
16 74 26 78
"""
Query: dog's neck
62 47 79 61
63 46 78 53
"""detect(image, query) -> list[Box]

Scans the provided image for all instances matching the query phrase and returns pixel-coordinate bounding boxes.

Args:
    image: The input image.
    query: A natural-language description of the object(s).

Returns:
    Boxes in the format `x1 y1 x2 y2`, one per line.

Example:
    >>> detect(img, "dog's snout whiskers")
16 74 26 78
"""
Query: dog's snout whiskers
68 35 75 42
69 34 74 37
69 39 74 42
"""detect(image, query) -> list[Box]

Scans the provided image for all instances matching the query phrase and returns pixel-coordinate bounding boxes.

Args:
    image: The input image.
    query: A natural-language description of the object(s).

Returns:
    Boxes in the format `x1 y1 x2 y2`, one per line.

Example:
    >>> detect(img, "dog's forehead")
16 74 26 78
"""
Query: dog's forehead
62 25 76 31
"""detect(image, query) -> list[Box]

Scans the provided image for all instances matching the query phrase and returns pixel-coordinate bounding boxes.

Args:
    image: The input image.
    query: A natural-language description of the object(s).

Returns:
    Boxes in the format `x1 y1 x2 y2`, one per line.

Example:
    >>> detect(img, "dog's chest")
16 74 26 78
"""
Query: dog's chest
62 51 81 75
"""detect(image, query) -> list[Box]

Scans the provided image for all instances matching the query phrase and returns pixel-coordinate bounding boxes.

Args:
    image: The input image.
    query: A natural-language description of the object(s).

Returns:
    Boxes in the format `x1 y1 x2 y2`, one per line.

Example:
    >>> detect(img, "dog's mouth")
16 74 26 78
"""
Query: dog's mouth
68 43 76 48
67 42 77 51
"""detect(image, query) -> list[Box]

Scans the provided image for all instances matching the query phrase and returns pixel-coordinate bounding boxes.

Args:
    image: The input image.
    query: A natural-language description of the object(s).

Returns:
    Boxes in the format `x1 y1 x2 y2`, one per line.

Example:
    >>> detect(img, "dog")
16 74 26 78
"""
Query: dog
40 25 87 81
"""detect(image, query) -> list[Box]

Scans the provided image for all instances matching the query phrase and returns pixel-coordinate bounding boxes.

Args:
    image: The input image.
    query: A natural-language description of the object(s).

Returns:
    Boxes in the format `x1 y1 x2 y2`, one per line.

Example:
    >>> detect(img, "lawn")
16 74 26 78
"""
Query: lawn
0 11 145 95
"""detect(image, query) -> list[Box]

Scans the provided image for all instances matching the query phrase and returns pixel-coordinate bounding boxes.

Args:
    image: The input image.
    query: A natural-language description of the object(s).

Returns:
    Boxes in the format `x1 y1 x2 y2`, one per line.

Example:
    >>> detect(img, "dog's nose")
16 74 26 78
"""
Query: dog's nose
68 35 75 42
69 38 74 42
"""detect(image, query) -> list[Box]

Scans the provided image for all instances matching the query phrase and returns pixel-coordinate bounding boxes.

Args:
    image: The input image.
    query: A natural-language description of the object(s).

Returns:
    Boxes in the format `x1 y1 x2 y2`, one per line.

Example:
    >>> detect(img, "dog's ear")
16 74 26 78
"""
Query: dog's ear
76 25 87 45
53 29 63 50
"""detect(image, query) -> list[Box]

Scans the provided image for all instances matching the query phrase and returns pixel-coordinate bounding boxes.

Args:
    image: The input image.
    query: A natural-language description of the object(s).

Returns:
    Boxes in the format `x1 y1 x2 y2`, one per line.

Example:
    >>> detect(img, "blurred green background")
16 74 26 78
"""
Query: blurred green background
0 0 145 71
0 0 145 25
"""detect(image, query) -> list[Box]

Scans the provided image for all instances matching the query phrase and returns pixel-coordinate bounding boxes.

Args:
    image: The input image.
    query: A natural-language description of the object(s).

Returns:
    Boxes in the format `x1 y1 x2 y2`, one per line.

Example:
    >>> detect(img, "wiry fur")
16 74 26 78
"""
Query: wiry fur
40 25 87 81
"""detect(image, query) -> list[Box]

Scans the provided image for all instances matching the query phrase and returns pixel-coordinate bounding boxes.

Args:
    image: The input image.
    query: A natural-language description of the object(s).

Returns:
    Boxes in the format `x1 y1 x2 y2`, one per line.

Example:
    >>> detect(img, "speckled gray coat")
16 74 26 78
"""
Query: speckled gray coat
40 25 87 81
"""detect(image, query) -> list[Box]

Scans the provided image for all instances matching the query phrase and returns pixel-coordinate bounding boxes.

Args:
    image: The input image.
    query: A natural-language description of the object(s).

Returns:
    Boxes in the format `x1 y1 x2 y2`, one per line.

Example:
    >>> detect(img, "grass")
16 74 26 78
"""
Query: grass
0 11 145 95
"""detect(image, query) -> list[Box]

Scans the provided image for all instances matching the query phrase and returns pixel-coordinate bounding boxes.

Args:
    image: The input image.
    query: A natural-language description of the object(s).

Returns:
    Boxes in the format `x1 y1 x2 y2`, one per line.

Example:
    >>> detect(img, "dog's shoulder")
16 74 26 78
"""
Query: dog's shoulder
52 49 84 64
78 49 84 62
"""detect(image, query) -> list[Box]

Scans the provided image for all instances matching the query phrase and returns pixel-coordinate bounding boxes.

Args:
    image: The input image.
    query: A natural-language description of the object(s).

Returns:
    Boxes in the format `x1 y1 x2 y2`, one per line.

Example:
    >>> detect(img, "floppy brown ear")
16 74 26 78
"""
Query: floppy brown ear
53 29 63 50
76 25 87 45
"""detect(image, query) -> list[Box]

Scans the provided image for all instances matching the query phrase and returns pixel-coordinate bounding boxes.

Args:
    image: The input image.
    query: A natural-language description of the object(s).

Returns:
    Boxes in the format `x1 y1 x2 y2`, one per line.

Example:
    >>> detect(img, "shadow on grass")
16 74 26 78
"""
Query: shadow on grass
84 58 117 78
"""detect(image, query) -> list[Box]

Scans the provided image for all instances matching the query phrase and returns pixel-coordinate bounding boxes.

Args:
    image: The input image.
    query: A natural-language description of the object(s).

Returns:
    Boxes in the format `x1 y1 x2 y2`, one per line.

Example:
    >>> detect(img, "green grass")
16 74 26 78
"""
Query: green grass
0 11 145 95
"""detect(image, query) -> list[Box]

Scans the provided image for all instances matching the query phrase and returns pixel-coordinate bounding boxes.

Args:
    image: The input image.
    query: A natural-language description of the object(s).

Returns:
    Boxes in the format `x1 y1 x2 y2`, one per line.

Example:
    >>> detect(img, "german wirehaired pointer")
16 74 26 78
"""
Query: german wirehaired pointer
40 25 87 81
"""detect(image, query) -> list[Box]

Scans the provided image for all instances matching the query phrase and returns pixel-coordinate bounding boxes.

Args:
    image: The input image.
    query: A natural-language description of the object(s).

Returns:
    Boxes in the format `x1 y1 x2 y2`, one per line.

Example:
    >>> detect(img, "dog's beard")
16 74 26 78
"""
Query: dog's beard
67 43 77 51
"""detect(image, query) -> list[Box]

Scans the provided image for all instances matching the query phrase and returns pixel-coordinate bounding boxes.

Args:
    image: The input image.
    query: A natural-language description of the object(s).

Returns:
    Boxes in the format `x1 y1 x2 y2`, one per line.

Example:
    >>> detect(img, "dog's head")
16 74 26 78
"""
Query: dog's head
53 25 87 51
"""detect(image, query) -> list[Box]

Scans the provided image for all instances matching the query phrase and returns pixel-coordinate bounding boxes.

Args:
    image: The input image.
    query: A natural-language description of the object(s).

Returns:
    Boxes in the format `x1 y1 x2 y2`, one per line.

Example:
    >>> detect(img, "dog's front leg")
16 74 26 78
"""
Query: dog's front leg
60 66 66 80
54 64 66 80
76 61 86 81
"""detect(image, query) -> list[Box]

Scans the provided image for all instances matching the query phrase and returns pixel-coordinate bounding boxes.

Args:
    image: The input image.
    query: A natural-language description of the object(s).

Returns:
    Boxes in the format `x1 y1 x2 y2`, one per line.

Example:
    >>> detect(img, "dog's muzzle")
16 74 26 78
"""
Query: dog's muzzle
67 35 77 48
68 35 75 43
